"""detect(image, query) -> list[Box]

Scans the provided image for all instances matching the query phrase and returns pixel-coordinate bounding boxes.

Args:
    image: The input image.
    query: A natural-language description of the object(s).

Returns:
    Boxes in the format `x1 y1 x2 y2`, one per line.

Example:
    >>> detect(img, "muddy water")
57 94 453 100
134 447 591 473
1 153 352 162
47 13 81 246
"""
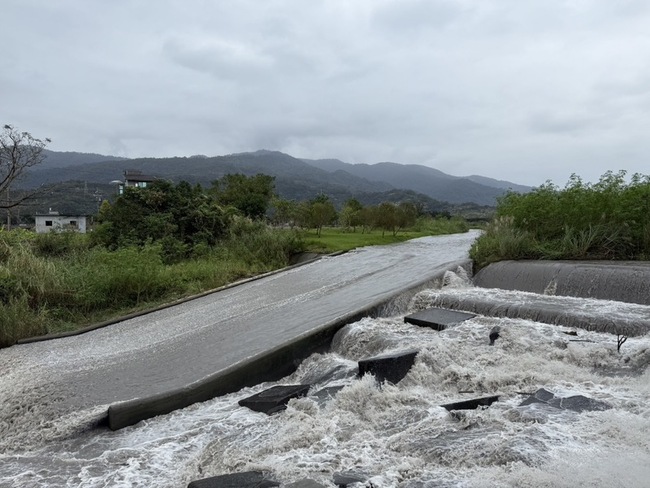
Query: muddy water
2 238 650 487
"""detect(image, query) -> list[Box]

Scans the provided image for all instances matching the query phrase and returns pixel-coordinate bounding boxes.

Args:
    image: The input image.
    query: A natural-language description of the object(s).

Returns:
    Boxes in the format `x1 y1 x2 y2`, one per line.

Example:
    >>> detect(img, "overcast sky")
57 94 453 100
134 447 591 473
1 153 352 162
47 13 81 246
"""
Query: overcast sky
3 0 650 186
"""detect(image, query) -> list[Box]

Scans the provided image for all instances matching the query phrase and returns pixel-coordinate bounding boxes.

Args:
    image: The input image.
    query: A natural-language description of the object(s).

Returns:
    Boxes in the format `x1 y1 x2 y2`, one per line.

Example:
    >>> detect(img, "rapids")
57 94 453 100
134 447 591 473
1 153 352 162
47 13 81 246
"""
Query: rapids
1 270 649 487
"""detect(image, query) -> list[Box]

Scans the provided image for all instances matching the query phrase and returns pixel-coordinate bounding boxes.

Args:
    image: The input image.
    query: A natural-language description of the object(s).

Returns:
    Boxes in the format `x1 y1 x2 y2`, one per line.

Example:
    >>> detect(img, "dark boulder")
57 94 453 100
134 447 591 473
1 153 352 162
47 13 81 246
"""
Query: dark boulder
187 471 279 488
358 349 418 384
519 388 612 413
238 385 310 414
333 471 369 487
441 395 500 411
489 326 500 345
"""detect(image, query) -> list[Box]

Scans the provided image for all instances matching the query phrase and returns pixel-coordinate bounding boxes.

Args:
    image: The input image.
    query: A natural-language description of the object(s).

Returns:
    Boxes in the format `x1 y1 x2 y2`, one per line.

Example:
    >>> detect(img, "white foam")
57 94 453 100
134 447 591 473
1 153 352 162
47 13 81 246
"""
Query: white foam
2 283 649 487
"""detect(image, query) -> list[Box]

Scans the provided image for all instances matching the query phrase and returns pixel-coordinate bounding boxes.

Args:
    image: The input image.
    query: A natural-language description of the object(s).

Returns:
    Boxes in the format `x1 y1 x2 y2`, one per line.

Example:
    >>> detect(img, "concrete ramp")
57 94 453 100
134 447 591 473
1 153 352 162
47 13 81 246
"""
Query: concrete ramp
473 261 650 306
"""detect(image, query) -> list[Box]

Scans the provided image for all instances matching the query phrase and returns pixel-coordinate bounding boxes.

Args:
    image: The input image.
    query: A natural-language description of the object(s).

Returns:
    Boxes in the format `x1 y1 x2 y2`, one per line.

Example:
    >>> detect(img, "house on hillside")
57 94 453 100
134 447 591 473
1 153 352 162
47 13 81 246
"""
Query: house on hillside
34 210 88 234
116 170 157 194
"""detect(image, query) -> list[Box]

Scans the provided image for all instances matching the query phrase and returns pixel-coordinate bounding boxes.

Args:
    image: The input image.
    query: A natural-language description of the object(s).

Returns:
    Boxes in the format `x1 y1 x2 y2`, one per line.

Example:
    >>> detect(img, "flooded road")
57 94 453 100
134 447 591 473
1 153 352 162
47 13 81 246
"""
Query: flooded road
0 234 476 451
2 230 649 487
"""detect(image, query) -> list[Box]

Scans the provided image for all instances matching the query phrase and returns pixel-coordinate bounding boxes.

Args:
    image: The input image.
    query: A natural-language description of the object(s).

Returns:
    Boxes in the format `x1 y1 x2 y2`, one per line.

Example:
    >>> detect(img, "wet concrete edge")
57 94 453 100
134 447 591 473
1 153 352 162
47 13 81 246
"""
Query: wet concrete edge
16 253 340 345
473 260 650 306
107 258 472 430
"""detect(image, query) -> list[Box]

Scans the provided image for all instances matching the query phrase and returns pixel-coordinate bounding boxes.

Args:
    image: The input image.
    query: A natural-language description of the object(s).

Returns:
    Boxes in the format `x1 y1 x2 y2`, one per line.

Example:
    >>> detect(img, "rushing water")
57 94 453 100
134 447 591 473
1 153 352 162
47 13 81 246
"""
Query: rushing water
1 268 649 487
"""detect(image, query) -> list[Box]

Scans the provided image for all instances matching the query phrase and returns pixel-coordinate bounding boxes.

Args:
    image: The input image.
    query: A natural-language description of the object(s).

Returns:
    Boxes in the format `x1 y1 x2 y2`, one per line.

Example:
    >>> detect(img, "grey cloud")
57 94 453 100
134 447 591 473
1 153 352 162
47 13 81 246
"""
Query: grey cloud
528 112 595 135
3 0 650 187
163 37 275 79
372 0 466 33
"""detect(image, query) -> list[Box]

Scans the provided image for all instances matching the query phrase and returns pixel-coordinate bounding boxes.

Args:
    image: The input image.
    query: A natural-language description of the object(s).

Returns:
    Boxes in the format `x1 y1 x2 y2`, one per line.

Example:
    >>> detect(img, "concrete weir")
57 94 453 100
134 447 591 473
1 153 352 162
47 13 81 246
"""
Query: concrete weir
107 256 473 430
474 260 650 305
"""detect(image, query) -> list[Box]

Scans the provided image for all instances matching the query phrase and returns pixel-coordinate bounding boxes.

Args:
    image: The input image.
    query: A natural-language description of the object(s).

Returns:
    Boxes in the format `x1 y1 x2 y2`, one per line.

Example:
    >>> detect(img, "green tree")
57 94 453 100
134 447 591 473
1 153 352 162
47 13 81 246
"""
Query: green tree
340 198 364 232
211 173 275 220
394 202 418 235
305 194 337 236
92 180 229 252
375 202 397 236
271 197 299 227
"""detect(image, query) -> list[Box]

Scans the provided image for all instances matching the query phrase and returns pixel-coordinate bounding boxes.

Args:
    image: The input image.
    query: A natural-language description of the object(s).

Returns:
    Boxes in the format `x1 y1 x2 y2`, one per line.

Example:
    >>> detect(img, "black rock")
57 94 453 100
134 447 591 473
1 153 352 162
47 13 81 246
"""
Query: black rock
333 471 369 487
519 388 612 413
187 471 279 488
489 326 500 345
238 385 310 414
358 349 418 384
441 395 500 411
404 308 476 331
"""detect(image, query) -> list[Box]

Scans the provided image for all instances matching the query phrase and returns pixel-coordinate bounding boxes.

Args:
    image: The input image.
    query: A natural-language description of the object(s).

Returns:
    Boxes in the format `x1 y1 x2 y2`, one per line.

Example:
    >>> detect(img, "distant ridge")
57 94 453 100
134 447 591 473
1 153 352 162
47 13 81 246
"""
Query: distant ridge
302 158 531 205
23 149 531 207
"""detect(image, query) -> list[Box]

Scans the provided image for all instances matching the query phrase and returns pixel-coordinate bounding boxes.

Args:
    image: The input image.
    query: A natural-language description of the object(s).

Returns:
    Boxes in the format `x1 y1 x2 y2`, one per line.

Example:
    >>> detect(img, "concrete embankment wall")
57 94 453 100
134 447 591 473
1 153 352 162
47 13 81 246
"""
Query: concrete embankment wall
108 259 472 430
473 261 650 306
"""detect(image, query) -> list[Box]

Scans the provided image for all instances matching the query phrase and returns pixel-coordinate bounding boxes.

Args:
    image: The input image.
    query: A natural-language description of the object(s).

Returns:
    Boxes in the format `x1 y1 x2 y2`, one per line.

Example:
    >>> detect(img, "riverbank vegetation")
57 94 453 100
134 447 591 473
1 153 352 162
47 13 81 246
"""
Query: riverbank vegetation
1 176 471 347
470 171 650 269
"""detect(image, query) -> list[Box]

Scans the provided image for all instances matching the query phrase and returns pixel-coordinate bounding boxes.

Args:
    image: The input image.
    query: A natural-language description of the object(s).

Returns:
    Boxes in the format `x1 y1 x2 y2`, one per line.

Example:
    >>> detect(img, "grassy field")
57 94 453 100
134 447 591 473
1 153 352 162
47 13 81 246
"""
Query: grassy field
302 228 428 253
302 217 471 253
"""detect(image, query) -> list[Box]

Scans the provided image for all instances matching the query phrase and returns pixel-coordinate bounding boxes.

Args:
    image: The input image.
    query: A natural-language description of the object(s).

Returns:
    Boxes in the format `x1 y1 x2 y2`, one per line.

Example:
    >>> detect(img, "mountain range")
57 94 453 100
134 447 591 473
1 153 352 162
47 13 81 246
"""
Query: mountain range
20 149 531 214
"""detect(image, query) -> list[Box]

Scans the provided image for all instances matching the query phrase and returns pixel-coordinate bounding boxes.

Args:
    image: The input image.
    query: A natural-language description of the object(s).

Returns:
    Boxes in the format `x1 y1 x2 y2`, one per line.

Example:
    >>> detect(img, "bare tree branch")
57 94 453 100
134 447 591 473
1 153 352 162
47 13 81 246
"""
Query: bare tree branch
1 124 51 209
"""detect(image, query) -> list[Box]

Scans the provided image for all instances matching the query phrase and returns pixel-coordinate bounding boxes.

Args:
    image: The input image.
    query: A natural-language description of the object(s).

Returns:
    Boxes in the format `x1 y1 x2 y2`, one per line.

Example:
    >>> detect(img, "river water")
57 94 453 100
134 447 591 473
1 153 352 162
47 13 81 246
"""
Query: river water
1 242 650 486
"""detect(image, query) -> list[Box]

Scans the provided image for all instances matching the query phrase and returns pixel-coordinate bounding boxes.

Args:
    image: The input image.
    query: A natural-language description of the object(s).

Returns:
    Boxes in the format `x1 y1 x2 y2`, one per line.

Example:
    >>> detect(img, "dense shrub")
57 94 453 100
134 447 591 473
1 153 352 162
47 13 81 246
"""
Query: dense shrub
471 171 650 268
221 217 304 267
92 180 231 249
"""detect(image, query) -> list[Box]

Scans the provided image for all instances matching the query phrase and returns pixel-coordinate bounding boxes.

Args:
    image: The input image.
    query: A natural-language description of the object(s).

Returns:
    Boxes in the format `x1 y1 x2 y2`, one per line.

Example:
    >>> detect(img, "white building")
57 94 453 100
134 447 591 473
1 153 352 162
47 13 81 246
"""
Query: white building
34 210 88 234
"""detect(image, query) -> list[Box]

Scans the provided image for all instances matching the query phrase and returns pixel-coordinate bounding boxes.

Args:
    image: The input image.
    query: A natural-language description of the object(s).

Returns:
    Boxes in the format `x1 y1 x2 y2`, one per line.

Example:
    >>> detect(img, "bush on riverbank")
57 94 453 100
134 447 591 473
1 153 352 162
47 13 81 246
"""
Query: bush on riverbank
0 222 303 347
470 171 650 269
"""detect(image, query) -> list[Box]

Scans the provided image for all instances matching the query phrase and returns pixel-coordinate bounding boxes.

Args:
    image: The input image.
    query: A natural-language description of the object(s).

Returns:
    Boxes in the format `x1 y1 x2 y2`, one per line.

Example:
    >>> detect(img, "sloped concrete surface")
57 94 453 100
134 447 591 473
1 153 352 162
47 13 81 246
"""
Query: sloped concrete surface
474 260 650 305
1 231 478 431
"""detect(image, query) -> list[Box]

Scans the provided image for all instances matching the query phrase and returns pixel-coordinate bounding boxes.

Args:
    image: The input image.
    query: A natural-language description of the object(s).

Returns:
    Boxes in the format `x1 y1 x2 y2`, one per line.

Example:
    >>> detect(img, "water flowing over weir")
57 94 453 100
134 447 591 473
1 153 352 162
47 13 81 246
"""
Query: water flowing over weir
1 231 650 487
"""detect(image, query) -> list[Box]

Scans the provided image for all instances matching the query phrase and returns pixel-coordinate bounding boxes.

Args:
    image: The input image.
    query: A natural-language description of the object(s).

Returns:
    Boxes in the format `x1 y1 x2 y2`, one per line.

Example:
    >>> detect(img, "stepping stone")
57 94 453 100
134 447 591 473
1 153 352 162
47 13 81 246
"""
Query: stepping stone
520 388 611 413
238 385 310 414
188 471 279 488
441 395 500 411
358 349 418 384
404 308 476 331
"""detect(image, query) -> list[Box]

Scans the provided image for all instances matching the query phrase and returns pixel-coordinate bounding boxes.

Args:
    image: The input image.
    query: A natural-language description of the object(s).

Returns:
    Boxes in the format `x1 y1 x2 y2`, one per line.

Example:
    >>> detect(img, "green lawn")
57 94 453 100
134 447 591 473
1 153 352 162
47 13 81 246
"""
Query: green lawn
302 227 452 253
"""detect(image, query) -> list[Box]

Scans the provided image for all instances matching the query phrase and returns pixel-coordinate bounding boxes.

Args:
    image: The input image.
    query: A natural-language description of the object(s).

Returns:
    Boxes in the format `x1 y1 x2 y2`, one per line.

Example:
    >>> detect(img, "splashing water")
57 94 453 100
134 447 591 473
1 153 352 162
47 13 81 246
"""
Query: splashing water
1 272 649 487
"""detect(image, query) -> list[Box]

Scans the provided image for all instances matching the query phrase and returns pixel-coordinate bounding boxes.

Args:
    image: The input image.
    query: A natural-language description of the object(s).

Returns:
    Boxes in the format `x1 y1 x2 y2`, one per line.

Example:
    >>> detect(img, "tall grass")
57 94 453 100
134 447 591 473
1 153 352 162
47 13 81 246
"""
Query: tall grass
0 223 303 346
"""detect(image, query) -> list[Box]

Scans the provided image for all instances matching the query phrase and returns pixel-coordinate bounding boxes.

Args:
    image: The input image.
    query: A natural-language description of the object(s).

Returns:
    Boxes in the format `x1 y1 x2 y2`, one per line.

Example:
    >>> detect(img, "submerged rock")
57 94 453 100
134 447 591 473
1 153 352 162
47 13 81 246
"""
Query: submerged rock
333 471 370 487
441 395 500 411
238 385 310 414
519 388 612 413
187 471 279 488
489 326 500 345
